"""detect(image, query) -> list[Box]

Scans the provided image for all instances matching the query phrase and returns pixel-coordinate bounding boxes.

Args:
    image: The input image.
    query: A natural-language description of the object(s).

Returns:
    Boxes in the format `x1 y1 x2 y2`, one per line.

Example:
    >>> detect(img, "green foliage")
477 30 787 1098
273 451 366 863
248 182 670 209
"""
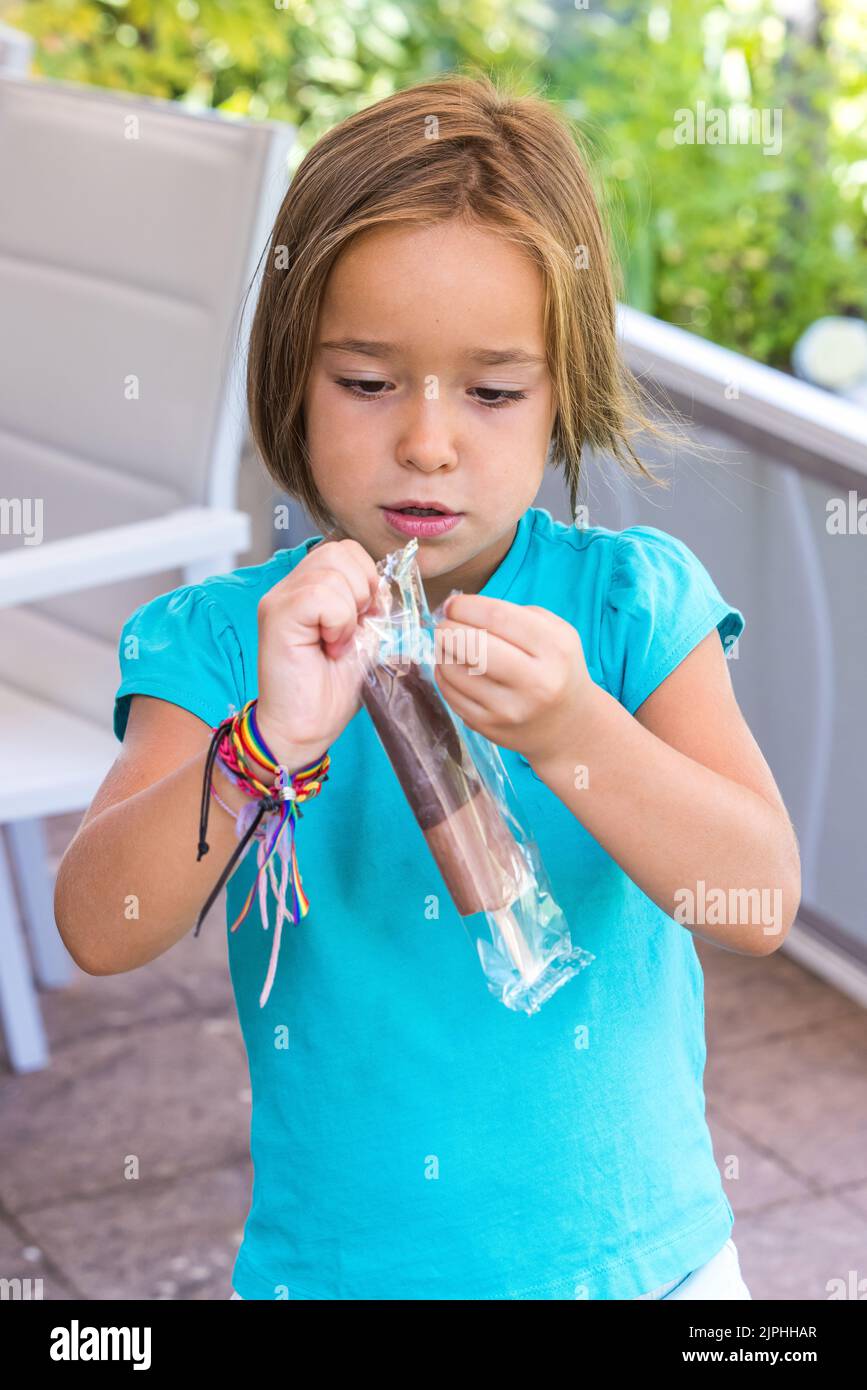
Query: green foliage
545 0 867 367
5 0 866 369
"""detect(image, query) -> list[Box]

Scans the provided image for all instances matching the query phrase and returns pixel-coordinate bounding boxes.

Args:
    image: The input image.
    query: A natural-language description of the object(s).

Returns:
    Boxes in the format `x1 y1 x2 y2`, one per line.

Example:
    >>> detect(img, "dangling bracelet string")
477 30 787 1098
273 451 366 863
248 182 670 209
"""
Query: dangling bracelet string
195 701 272 929
221 756 325 933
213 698 330 935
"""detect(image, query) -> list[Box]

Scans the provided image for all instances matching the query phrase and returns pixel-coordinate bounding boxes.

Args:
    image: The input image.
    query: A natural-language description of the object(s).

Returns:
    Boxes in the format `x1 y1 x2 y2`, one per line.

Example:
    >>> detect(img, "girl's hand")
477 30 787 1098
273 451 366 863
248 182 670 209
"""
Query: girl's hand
433 594 596 765
255 537 381 767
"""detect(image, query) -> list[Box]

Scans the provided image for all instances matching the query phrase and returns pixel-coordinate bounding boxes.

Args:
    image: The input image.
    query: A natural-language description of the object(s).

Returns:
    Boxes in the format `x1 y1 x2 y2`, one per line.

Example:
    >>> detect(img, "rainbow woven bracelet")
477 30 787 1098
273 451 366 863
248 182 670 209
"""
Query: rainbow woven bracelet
217 698 330 930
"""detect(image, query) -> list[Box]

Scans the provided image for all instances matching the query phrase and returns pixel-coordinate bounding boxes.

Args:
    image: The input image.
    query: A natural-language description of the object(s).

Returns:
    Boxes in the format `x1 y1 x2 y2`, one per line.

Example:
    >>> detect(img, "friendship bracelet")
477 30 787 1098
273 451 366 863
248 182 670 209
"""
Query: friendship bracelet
216 698 279 798
194 699 330 1008
237 698 279 775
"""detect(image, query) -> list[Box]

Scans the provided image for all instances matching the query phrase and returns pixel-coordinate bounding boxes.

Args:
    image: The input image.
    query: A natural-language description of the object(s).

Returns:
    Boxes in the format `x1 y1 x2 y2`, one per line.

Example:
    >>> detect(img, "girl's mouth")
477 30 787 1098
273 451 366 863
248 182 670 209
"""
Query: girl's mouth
380 507 464 539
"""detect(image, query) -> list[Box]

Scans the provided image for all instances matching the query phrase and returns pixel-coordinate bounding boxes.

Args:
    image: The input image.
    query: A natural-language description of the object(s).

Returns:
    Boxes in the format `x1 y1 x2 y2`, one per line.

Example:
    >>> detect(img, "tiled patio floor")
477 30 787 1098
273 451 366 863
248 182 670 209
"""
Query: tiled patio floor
1 811 865 1300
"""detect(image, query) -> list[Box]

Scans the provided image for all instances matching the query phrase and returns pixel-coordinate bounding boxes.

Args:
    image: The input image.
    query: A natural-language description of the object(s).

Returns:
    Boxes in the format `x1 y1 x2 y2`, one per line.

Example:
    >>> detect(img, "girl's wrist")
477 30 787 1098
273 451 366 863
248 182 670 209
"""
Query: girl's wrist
526 682 615 780
252 704 328 775
208 709 328 824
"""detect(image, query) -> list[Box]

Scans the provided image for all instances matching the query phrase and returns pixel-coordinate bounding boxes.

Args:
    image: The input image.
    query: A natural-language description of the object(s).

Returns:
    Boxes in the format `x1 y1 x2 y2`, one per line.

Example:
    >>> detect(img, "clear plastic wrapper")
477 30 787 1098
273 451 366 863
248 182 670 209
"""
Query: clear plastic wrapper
351 535 595 1015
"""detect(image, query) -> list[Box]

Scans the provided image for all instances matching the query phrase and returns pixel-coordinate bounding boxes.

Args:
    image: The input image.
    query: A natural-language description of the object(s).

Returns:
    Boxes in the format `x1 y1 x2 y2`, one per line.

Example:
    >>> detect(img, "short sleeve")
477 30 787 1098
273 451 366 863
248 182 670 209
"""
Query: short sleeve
113 584 246 742
599 526 745 716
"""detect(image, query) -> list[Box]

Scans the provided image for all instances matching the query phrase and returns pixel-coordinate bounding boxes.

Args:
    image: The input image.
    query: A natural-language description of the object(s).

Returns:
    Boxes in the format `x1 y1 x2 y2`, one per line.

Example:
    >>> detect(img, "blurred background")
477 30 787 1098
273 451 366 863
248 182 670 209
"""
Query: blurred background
0 0 865 1301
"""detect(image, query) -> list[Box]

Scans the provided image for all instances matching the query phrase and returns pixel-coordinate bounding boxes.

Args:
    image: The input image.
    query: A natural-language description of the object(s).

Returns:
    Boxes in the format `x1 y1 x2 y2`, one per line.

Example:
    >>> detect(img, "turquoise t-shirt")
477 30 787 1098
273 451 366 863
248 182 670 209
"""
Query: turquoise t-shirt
113 505 745 1300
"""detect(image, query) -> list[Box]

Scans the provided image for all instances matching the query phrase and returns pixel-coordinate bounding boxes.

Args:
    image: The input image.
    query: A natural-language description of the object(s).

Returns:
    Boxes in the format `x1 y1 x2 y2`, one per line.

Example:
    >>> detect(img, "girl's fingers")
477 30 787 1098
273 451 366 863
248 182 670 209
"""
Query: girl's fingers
306 569 361 646
441 594 552 657
436 620 536 687
434 665 494 726
308 538 380 613
436 662 525 730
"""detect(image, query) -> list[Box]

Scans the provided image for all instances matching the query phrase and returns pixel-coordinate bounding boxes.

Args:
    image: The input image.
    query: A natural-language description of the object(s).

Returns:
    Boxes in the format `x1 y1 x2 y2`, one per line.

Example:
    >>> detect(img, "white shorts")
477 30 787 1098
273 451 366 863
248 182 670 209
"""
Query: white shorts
635 1237 752 1299
229 1237 751 1300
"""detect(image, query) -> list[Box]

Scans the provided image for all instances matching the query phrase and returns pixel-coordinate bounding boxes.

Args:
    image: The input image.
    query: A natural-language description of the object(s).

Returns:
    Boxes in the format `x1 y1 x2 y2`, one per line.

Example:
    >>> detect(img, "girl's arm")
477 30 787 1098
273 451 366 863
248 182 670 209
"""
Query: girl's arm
435 597 801 957
53 694 327 976
528 630 801 955
56 537 381 976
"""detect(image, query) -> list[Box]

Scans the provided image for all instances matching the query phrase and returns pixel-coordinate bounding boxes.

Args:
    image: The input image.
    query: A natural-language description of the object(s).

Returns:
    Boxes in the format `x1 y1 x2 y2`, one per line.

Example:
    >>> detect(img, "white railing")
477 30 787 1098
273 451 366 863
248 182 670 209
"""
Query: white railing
618 305 867 486
614 307 867 1006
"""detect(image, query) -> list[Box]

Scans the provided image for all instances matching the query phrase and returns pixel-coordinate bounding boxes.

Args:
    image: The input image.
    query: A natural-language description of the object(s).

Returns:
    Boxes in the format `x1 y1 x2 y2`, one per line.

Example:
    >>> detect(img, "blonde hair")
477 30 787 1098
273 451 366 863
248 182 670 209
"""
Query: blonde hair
245 69 670 530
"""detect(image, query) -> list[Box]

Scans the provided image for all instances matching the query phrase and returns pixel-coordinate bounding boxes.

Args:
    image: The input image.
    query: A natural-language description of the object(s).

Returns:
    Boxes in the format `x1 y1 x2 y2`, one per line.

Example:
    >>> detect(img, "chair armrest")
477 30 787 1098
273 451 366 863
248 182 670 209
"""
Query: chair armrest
0 507 251 607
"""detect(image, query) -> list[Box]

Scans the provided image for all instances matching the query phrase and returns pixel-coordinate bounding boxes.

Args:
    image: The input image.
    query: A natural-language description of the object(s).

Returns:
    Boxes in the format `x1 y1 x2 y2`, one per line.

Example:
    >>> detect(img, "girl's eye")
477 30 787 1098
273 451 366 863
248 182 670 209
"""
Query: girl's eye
336 378 392 400
470 387 529 410
335 379 527 410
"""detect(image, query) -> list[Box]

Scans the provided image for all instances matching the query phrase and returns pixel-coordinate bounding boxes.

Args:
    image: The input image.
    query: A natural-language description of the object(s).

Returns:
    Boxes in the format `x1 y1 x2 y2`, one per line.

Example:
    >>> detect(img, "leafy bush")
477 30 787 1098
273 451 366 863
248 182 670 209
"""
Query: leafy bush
546 0 867 367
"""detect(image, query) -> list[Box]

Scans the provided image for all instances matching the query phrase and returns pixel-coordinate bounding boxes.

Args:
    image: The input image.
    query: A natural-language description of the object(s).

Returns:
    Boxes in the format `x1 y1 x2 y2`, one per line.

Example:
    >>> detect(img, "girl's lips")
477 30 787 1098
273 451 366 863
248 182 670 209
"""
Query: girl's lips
381 508 463 539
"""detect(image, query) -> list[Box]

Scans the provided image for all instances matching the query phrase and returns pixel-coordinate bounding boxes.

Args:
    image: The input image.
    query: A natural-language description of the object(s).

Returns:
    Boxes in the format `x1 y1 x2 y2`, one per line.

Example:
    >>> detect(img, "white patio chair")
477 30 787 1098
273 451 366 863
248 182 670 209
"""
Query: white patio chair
0 72 296 1072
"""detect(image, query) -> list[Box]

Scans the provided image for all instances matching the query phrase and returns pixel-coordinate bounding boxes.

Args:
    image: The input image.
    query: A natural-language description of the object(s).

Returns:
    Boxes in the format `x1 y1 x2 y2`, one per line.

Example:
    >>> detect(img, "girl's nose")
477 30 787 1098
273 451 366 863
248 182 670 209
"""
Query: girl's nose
395 397 460 472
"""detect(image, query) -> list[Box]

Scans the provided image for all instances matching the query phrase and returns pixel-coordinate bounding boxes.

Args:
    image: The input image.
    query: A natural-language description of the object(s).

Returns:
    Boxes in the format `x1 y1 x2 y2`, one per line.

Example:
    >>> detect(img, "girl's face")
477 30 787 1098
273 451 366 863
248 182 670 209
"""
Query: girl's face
302 219 556 611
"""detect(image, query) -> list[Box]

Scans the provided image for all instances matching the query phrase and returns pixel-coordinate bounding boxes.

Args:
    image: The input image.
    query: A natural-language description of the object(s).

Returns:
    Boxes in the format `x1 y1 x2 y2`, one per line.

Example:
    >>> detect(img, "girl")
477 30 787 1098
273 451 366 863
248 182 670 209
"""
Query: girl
55 72 800 1301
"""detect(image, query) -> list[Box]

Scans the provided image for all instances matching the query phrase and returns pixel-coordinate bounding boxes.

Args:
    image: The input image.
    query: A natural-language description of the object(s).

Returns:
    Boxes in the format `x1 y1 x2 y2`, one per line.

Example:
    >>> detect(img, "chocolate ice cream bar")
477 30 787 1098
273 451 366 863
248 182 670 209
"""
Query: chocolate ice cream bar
360 658 523 916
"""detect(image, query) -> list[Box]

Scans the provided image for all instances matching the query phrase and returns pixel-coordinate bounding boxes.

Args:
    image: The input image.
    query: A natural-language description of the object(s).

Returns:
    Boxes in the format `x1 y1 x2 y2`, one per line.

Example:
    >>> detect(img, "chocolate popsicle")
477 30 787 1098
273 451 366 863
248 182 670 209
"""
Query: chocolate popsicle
360 658 543 981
